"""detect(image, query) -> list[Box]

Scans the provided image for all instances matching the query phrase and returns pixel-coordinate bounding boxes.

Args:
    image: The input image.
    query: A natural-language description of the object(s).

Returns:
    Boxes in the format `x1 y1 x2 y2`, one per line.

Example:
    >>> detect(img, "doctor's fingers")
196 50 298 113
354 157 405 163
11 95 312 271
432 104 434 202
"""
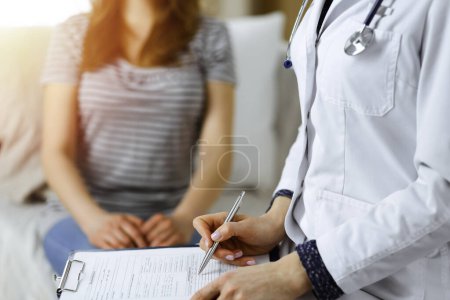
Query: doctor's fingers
211 221 249 243
216 255 257 267
212 245 256 267
194 212 236 247
193 271 250 300
191 275 224 300
198 239 253 267
198 236 237 254
194 212 228 234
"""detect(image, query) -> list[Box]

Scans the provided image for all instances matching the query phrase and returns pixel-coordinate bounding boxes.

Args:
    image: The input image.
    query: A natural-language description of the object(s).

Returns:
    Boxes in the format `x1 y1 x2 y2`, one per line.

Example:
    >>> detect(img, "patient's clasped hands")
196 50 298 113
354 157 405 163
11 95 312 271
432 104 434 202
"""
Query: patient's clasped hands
142 213 194 247
83 211 193 249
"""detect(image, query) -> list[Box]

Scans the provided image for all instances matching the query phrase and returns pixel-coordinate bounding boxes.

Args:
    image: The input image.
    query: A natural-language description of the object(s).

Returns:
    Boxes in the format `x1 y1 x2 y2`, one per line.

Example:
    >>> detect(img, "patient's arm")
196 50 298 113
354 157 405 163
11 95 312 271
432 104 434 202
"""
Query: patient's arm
41 84 146 249
144 81 235 246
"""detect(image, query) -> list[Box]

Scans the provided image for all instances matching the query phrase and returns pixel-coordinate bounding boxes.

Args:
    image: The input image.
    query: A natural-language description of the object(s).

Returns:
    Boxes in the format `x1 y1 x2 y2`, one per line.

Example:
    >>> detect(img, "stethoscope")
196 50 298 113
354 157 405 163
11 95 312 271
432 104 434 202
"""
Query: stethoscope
284 0 384 69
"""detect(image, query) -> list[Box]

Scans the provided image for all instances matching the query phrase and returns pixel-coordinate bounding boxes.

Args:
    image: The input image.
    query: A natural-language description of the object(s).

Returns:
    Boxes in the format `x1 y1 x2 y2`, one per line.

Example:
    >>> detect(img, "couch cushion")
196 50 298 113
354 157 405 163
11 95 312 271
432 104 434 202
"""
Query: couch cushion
0 27 52 203
226 12 285 191
0 200 55 300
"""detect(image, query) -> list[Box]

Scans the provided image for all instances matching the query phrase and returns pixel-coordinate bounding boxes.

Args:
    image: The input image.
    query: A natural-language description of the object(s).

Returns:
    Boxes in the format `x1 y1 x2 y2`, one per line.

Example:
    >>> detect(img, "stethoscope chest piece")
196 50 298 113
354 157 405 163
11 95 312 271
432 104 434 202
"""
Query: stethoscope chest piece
344 25 375 56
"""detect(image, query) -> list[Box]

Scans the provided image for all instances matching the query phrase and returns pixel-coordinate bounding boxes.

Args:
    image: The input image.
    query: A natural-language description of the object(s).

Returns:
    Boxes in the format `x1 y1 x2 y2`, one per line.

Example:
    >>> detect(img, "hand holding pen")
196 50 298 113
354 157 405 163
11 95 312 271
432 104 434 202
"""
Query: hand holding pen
197 191 246 274
194 191 288 270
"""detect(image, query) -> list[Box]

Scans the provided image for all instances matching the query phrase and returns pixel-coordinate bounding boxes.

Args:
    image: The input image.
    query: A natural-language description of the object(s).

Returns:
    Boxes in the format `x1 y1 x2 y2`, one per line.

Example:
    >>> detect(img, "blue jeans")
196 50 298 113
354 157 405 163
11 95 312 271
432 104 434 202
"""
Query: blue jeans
43 217 96 276
43 217 202 275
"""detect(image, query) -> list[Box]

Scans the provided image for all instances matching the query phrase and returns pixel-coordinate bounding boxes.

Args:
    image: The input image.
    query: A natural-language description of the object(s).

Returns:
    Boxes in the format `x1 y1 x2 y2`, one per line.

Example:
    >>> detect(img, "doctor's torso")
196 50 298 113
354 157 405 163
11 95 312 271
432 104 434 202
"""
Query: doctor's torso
283 0 450 299
290 0 422 237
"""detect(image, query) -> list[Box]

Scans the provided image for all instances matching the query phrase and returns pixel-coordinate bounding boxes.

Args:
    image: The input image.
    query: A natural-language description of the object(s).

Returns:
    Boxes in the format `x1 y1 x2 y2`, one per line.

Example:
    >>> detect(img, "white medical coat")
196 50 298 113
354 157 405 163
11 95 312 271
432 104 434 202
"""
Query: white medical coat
277 0 450 299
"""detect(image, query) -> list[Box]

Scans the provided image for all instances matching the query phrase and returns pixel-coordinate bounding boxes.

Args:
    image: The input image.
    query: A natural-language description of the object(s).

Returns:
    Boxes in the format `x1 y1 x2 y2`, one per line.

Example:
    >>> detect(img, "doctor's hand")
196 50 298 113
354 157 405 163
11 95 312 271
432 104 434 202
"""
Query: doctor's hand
193 211 286 267
84 212 147 249
142 213 194 247
191 252 312 300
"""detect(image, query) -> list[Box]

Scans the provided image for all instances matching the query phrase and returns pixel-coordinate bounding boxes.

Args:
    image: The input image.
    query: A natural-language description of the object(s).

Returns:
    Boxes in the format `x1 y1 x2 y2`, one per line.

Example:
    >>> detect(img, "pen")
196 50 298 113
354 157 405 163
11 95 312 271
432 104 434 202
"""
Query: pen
197 191 246 275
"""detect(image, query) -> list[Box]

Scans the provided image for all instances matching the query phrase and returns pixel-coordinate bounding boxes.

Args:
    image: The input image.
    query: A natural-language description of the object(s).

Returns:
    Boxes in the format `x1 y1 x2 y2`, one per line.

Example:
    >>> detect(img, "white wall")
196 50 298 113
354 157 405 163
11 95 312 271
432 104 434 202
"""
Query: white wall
0 0 91 27
218 0 253 17
203 0 253 18
0 0 254 27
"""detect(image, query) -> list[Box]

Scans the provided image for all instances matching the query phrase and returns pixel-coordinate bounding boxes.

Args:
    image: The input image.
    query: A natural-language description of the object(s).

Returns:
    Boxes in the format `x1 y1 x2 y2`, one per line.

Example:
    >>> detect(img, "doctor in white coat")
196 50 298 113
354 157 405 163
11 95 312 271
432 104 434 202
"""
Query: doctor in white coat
192 0 450 299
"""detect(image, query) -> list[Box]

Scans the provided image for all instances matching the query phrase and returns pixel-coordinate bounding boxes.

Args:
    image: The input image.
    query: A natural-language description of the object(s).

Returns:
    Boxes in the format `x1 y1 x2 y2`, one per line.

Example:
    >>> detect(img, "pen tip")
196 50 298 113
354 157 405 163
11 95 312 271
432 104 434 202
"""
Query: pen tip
198 265 205 275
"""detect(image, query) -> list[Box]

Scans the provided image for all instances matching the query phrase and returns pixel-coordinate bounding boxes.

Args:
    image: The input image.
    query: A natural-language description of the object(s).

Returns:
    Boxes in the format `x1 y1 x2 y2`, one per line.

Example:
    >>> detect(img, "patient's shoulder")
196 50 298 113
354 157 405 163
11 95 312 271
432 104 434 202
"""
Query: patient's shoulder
197 17 229 40
58 13 90 36
190 17 235 82
53 13 89 56
192 17 232 54
42 14 89 84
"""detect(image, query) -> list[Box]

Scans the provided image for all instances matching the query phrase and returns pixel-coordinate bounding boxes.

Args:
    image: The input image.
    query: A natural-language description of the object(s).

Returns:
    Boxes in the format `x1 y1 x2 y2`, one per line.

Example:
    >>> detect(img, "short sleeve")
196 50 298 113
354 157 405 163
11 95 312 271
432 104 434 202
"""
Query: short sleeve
196 18 236 84
41 14 88 85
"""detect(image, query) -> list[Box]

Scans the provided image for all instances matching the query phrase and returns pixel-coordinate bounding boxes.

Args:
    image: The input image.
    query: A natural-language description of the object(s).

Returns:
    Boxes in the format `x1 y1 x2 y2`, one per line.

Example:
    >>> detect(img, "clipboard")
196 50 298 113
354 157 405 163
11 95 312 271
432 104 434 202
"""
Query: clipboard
53 245 272 299
54 258 85 298
53 245 203 299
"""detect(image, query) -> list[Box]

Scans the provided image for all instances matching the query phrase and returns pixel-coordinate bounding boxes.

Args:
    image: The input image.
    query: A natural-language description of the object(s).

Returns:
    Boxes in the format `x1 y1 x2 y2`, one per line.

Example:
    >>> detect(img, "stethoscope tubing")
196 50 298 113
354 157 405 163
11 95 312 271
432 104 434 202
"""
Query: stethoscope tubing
285 0 311 68
287 0 310 50
285 0 385 68
364 0 384 26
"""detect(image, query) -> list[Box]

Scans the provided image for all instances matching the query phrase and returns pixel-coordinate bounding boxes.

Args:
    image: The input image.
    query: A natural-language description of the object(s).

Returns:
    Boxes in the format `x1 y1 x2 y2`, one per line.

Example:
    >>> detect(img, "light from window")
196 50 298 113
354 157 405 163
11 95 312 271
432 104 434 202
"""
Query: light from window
0 0 91 27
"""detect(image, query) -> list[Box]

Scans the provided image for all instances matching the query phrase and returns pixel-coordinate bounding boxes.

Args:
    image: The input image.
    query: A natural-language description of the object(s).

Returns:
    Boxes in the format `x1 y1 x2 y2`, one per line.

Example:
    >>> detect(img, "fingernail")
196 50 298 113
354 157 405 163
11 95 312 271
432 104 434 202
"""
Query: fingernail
225 255 235 261
211 231 221 241
205 240 210 248
234 251 243 258
246 260 256 266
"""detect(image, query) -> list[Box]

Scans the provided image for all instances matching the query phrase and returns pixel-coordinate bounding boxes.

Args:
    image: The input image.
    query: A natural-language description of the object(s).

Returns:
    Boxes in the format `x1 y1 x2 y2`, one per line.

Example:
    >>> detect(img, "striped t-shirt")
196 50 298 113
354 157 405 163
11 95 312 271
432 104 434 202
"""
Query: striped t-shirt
42 14 235 219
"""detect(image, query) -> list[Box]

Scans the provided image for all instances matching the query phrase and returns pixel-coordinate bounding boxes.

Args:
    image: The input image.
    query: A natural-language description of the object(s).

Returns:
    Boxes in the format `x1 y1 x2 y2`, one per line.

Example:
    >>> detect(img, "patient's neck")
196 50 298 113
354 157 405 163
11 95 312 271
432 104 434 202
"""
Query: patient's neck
122 0 155 39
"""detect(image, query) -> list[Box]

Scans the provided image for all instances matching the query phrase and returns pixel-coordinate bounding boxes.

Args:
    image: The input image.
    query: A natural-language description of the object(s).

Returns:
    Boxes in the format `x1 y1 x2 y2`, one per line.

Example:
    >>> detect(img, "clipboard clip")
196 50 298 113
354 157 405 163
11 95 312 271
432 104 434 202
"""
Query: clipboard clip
54 259 85 298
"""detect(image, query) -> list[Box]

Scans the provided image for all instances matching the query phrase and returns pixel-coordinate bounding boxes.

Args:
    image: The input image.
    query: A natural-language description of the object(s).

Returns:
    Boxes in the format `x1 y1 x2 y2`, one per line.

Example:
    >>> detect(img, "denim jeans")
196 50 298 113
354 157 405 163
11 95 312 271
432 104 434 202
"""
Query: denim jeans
43 217 202 275
43 217 96 276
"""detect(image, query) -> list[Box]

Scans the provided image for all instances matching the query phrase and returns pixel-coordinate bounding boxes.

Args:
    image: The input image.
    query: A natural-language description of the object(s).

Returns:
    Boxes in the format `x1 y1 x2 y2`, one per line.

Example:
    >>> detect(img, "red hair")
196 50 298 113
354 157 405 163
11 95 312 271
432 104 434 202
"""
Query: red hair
82 0 200 71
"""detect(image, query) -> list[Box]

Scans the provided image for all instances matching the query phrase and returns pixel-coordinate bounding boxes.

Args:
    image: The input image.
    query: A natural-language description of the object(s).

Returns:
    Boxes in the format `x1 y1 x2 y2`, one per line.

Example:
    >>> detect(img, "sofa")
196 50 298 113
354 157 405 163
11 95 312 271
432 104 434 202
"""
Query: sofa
0 13 300 300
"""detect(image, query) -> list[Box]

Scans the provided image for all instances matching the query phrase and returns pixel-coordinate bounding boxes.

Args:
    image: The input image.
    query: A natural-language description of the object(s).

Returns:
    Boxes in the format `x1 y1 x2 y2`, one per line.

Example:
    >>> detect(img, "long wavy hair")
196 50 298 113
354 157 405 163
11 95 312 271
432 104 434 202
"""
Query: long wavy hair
81 0 201 71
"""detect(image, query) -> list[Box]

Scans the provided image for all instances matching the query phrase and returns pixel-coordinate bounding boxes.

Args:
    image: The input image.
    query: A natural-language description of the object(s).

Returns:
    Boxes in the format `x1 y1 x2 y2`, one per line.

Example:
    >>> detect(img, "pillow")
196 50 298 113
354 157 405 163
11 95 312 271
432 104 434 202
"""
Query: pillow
0 27 52 203
225 13 285 191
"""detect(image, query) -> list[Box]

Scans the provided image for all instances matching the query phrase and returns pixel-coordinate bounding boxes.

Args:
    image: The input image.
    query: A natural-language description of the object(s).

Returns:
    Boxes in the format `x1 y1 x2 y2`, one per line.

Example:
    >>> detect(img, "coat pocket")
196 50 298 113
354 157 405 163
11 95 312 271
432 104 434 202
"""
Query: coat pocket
317 19 401 116
314 190 374 238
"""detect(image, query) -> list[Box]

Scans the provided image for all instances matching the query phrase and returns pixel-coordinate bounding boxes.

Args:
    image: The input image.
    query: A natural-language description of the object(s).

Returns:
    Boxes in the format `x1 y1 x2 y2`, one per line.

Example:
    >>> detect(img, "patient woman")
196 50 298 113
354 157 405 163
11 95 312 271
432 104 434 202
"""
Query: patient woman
39 0 235 274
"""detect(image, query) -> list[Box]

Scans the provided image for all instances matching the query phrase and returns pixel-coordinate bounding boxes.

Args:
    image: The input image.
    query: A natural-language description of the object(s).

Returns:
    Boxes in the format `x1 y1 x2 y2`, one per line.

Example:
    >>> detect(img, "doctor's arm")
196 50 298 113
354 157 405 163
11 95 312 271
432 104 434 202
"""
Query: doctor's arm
310 1 450 295
273 122 305 198
266 118 305 213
